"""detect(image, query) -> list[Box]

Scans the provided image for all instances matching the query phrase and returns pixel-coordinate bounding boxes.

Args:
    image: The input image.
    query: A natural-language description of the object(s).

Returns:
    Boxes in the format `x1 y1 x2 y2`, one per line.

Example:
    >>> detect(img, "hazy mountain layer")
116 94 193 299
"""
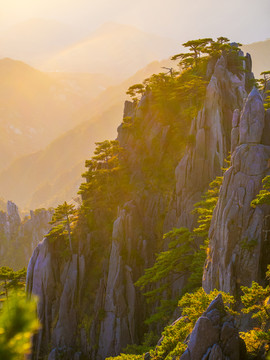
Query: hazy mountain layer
0 59 174 209
0 19 83 65
0 58 114 171
24 21 178 80
242 38 270 77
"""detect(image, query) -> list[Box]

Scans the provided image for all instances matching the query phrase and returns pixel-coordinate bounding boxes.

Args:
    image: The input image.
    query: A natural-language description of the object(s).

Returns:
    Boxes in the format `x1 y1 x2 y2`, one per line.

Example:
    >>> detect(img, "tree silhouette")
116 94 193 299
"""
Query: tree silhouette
48 201 77 253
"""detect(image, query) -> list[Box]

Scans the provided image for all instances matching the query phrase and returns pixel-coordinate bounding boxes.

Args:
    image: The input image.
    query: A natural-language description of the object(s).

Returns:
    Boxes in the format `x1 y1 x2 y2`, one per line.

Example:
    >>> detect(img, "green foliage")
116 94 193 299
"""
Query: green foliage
192 176 223 239
144 299 179 326
0 292 39 359
106 354 143 360
0 267 26 301
241 282 270 328
171 38 214 68
254 71 270 109
240 330 266 355
79 140 132 256
123 38 242 201
46 201 77 253
149 288 235 360
171 37 242 72
240 274 270 355
135 176 224 324
80 140 131 214
126 84 145 102
126 39 232 127
251 176 270 208
135 228 193 301
186 160 229 291
144 68 208 124
264 90 270 110
136 155 230 326
123 331 159 355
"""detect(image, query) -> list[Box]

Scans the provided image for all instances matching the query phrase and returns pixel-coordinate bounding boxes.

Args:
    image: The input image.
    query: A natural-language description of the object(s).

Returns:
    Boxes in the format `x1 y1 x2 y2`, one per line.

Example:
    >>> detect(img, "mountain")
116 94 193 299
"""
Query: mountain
0 59 174 209
40 22 178 79
0 18 82 66
242 38 270 77
27 46 265 360
0 105 120 210
0 58 114 171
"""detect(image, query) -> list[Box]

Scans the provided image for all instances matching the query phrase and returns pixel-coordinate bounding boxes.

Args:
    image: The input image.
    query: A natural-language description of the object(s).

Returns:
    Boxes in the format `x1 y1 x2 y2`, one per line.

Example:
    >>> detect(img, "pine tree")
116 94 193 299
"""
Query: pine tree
48 201 77 253
0 267 26 301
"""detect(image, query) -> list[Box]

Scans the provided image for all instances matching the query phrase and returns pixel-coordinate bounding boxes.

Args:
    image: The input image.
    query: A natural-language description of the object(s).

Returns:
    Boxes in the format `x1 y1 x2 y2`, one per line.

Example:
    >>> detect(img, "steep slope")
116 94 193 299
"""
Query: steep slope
203 89 270 295
164 53 251 231
0 58 113 171
26 46 253 360
0 59 174 209
95 51 251 359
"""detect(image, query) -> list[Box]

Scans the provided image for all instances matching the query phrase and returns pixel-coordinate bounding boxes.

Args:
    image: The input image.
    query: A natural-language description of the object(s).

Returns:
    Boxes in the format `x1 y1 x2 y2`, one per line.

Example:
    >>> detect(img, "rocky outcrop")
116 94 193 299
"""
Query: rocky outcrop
27 238 85 360
96 196 166 359
203 88 270 295
165 52 250 231
180 294 247 360
94 51 253 358
27 50 254 359
0 202 52 268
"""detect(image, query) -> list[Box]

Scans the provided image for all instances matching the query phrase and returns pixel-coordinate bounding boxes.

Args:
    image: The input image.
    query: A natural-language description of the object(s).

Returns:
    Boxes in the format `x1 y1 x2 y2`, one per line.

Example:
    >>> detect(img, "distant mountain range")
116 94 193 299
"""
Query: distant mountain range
0 58 114 171
0 32 269 210
0 59 174 210
241 38 270 77
0 19 82 64
0 20 179 80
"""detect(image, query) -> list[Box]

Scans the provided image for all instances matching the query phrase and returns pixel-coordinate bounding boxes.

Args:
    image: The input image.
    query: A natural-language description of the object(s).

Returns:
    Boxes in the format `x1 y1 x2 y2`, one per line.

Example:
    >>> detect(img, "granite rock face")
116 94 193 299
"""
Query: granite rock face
203 88 270 294
164 53 250 231
27 51 255 359
180 294 246 360
27 237 87 360
96 195 166 359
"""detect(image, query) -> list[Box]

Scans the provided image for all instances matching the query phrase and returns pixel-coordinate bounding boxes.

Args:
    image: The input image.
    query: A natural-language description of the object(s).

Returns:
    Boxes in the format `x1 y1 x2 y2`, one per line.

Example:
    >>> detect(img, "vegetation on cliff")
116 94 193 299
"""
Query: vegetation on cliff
25 36 269 360
135 162 229 326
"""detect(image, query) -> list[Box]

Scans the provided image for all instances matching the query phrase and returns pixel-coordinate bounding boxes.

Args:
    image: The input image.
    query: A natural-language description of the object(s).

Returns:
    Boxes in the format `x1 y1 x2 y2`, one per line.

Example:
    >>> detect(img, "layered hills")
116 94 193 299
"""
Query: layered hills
0 59 174 209
0 34 269 209
41 22 178 80
0 58 114 171
0 20 178 80
242 38 270 77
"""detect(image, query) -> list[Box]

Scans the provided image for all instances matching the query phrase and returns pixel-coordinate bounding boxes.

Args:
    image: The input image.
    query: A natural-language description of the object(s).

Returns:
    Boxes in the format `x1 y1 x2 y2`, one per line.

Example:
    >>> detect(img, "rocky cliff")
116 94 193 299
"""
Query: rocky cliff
203 88 270 296
164 52 252 231
180 294 246 360
26 48 257 360
0 201 52 269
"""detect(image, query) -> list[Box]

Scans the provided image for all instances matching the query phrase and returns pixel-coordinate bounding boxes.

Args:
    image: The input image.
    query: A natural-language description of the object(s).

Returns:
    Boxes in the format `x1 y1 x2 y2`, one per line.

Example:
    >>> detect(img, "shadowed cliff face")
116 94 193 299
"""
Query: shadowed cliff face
26 51 253 360
203 89 270 296
0 201 52 269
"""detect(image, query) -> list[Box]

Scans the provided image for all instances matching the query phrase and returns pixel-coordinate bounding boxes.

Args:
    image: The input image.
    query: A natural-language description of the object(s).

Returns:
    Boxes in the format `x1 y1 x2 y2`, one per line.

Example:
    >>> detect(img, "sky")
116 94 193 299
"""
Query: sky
0 0 269 44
